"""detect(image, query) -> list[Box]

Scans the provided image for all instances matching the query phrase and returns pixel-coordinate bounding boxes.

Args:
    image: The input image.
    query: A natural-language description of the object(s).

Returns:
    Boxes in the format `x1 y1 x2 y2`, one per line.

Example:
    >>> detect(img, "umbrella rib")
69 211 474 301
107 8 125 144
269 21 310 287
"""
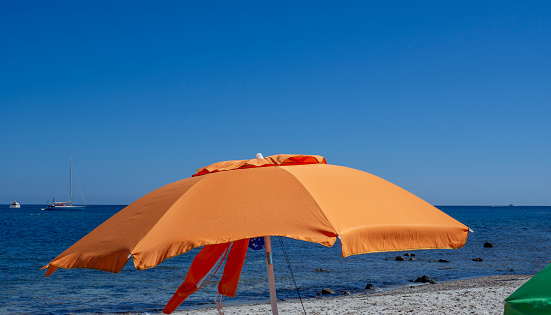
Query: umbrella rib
129 176 210 269
277 166 340 237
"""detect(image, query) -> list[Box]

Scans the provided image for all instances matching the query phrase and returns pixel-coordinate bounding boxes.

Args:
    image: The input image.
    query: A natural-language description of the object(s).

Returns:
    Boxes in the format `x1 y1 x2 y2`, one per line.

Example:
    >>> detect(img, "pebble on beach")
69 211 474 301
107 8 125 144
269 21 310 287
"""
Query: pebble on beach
321 288 335 295
414 275 437 284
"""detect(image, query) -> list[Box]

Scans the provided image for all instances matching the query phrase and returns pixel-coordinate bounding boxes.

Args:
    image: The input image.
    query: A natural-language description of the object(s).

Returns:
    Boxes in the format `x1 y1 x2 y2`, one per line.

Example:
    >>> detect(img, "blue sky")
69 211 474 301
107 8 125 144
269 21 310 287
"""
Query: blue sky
1 1 549 205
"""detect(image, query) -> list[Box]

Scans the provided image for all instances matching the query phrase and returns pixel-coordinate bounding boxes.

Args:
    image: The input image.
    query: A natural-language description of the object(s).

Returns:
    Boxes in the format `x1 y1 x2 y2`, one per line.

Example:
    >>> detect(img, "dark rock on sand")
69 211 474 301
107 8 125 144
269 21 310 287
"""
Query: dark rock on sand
472 258 483 262
484 242 493 248
365 283 377 290
321 288 335 295
414 275 436 284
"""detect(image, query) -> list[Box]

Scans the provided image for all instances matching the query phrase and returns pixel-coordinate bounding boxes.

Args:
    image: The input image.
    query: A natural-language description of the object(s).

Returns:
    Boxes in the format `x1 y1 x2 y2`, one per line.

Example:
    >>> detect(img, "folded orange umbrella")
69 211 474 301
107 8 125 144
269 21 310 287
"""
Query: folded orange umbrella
43 154 469 314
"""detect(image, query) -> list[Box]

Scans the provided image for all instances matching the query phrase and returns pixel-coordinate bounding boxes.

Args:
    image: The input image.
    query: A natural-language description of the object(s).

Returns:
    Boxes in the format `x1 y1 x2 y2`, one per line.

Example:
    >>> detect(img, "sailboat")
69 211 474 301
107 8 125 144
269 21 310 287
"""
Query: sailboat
42 154 86 210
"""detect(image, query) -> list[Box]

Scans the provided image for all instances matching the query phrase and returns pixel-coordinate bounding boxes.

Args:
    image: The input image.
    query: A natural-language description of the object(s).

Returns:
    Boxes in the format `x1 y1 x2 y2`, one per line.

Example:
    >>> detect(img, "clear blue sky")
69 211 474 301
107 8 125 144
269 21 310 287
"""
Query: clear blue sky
1 1 549 205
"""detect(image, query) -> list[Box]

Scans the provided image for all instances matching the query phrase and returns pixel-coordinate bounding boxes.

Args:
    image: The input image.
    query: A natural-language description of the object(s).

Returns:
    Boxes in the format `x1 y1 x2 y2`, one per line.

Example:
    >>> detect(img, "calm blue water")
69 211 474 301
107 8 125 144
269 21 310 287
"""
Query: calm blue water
1 205 550 314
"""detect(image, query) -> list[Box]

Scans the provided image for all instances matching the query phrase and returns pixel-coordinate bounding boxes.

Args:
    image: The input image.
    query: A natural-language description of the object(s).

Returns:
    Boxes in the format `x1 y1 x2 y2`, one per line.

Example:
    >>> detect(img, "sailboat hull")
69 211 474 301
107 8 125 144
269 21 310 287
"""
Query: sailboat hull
42 205 86 211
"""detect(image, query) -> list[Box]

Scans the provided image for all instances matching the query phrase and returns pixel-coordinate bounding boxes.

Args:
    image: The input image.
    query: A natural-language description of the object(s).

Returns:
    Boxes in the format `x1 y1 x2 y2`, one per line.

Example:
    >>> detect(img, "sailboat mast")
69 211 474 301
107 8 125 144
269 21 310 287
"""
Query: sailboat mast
70 154 73 205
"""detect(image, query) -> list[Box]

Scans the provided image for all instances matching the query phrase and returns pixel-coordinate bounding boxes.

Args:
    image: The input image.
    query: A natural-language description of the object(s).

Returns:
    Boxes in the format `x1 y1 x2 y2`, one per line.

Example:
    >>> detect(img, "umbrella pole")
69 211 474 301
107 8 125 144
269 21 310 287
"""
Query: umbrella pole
264 236 279 315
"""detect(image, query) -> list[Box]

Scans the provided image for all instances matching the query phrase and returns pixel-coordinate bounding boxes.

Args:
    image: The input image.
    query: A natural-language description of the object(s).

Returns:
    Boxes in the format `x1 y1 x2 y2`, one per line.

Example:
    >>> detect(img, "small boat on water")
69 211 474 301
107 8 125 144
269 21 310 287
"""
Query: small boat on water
42 154 86 211
10 200 21 208
44 199 85 210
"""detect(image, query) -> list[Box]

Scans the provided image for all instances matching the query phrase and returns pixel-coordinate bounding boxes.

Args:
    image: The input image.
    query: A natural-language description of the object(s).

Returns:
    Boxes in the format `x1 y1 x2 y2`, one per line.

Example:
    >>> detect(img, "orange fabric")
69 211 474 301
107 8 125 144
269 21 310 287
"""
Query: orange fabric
282 164 469 256
163 243 230 314
218 239 249 297
44 154 469 276
44 265 58 277
193 154 326 177
44 175 204 274
163 239 249 313
268 154 326 166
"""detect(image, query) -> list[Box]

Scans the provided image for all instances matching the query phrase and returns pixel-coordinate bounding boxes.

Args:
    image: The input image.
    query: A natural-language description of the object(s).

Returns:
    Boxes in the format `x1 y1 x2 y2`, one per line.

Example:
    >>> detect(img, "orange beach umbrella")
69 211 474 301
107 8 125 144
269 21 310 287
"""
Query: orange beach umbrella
43 154 469 314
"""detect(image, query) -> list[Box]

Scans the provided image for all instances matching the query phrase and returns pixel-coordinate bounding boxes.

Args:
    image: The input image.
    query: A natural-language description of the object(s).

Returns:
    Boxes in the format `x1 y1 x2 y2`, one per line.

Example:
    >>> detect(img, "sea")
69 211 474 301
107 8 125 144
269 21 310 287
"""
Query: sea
1 205 550 314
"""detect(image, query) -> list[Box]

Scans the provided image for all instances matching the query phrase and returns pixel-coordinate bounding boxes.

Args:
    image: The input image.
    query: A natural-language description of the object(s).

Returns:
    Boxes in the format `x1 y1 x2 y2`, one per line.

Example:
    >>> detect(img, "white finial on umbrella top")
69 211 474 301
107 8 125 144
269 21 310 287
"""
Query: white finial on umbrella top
256 153 264 159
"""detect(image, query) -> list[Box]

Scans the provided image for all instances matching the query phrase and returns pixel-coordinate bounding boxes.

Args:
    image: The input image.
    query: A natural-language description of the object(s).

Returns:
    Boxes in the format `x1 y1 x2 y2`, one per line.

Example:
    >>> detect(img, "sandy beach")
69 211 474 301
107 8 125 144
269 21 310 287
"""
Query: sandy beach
171 274 530 315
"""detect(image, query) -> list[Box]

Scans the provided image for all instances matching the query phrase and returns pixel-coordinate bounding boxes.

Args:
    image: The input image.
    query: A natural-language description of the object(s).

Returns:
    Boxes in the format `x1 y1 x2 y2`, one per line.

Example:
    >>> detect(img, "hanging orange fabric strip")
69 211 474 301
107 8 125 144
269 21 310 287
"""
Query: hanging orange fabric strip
163 243 230 314
44 264 58 277
218 238 249 297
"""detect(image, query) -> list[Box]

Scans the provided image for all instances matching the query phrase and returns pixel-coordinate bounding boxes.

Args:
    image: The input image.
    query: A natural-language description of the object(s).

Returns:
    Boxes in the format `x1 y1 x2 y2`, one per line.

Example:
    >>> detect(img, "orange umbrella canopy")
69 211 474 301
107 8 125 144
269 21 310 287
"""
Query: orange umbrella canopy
43 154 469 276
